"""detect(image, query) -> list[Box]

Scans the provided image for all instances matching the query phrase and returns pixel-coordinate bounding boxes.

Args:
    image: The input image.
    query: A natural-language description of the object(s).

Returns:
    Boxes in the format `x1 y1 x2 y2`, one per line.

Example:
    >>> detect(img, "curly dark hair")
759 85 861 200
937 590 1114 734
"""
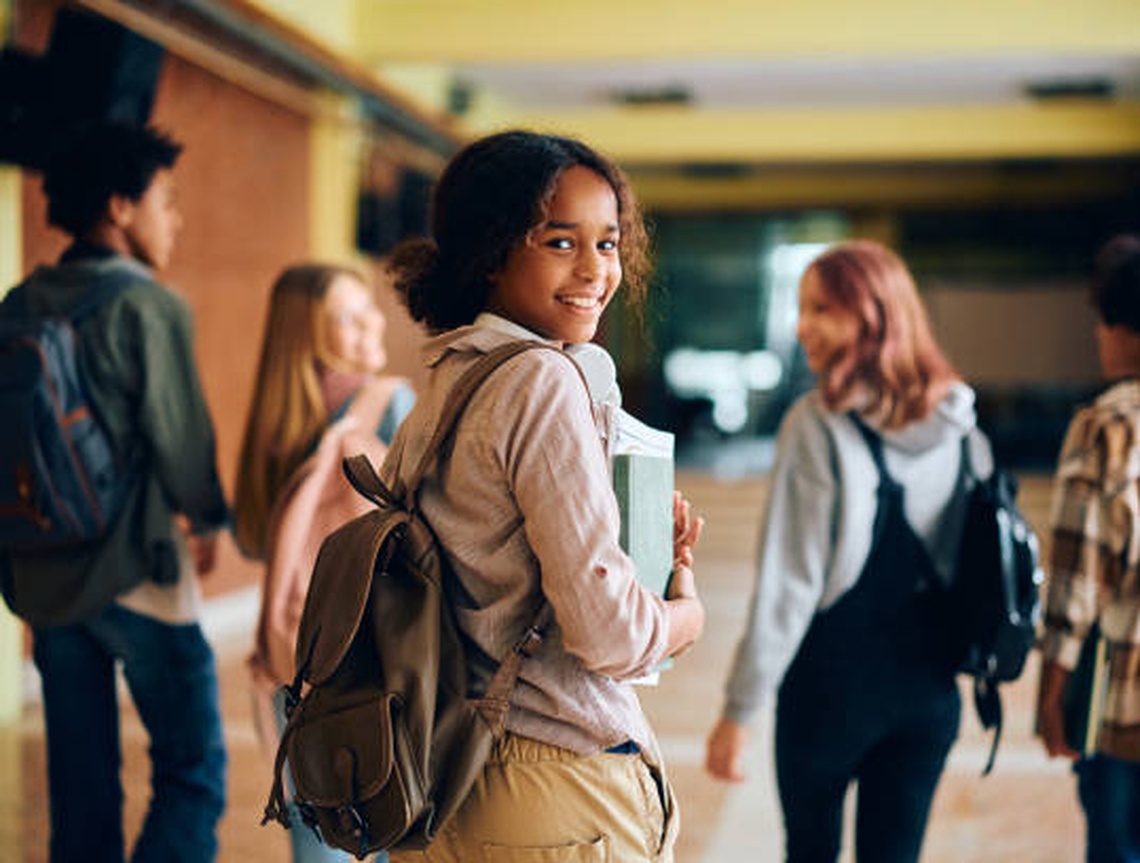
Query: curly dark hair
1090 234 1140 333
43 122 182 238
387 130 650 333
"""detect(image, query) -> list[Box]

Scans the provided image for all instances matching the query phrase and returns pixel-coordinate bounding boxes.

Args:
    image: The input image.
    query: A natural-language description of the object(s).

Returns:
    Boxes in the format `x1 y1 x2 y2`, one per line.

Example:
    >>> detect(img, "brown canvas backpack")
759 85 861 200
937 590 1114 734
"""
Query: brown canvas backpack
262 341 558 857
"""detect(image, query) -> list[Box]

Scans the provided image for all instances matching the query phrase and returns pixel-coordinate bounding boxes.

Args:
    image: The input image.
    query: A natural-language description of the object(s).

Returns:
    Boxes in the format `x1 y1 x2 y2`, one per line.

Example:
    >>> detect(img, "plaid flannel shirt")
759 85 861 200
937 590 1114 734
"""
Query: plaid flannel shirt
1041 379 1140 761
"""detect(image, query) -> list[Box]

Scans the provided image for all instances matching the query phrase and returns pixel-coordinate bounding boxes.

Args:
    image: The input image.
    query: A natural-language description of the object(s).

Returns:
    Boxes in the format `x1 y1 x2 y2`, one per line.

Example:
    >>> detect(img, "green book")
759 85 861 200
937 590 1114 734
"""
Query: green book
611 409 675 684
613 453 674 599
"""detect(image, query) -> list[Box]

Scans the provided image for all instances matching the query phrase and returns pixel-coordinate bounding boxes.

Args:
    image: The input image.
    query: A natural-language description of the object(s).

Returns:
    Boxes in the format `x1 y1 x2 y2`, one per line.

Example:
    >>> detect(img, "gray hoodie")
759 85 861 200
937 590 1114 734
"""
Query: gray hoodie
722 383 990 724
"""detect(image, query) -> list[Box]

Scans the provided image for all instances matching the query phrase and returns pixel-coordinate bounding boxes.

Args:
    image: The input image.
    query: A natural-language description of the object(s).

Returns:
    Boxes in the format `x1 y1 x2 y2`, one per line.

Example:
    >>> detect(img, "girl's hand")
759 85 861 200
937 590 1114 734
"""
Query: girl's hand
673 491 704 569
665 563 703 658
706 717 750 783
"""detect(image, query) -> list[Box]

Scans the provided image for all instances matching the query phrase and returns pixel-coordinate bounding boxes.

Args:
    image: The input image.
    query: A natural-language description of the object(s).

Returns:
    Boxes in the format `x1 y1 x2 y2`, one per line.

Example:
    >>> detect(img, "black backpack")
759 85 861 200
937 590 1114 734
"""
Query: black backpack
263 341 563 856
946 434 1043 774
0 280 134 551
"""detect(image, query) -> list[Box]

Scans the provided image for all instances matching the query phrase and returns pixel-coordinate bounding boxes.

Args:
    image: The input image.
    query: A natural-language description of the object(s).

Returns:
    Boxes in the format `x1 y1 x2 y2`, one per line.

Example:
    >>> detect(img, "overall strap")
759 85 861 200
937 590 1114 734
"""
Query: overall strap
958 433 980 486
848 411 892 482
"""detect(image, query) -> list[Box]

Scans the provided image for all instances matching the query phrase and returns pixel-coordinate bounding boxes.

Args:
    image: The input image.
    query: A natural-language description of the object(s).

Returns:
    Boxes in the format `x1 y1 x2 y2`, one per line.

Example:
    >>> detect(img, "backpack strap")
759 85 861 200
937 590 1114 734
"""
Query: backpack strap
340 339 583 735
975 677 1003 776
339 343 539 509
477 601 555 737
397 340 579 504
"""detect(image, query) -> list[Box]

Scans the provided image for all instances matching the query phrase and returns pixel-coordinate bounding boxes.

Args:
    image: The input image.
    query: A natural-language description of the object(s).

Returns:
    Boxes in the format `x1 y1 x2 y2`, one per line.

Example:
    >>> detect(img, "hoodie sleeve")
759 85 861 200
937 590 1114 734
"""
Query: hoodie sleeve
722 396 837 725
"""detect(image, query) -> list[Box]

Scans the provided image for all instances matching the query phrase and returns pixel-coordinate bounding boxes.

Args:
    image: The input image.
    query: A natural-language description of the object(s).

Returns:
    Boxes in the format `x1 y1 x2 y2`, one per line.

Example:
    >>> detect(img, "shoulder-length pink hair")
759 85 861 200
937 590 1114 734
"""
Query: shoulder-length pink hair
805 240 958 428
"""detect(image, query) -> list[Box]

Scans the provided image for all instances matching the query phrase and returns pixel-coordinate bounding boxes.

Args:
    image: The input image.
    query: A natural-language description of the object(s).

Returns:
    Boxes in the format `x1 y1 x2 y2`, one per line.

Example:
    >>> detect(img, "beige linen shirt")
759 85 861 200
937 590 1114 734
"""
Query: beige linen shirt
381 321 670 757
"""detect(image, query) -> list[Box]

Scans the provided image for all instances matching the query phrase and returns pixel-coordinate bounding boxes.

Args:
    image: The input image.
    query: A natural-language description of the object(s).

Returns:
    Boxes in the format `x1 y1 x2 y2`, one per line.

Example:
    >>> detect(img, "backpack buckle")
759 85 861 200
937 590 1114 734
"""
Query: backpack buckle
514 624 544 657
333 803 369 848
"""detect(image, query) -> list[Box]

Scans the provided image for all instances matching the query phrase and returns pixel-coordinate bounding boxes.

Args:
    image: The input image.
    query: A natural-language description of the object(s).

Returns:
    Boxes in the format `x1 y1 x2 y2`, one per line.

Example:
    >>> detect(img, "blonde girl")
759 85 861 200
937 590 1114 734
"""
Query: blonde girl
235 263 412 863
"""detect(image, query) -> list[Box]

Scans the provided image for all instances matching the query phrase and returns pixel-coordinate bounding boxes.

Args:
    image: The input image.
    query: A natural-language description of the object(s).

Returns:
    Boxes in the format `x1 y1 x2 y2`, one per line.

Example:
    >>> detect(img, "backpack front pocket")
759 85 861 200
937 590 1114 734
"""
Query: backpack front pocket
288 692 425 854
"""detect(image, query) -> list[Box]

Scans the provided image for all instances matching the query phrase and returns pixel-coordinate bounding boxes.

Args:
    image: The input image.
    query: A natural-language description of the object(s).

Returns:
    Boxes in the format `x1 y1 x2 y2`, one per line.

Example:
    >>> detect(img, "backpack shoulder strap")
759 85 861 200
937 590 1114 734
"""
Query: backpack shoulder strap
342 342 561 510
477 601 555 736
292 507 407 686
400 341 570 501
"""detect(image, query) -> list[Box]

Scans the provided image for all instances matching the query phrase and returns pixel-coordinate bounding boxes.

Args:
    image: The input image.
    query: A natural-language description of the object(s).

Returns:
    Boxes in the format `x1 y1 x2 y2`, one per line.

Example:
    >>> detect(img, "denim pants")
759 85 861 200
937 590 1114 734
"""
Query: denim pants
33 603 227 863
271 688 387 863
1076 754 1140 863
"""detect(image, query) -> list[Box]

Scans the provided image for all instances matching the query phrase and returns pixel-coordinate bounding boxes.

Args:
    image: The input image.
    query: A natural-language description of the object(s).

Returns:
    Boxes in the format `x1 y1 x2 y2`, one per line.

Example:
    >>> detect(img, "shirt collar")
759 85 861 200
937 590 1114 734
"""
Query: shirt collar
59 241 119 264
422 315 561 367
1096 378 1140 412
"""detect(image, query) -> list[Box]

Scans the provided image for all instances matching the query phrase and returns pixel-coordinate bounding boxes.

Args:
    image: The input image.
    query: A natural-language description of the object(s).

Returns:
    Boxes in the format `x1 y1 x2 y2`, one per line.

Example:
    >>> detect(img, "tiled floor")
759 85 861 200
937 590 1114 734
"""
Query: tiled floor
2 470 1085 861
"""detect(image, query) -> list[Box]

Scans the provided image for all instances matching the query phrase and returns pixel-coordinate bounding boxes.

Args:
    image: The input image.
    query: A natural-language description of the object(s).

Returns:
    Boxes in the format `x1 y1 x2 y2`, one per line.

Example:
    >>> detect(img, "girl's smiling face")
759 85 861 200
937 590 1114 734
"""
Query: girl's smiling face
319 273 386 373
796 267 861 375
485 165 622 345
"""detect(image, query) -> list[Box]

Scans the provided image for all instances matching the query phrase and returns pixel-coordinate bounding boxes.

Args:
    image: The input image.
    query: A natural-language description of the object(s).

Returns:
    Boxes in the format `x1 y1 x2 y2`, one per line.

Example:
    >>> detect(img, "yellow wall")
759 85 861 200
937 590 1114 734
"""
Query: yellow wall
0 166 23 728
308 93 367 264
0 164 24 863
245 0 357 54
2 1 26 849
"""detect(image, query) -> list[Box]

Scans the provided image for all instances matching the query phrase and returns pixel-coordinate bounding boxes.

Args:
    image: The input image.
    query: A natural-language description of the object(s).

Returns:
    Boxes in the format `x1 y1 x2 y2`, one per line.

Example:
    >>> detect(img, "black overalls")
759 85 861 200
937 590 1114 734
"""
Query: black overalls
774 417 961 863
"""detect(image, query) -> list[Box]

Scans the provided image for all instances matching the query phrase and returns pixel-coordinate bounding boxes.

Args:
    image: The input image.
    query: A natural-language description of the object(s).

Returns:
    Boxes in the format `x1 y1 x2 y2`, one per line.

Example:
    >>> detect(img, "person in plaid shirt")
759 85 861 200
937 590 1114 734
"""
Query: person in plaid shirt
1036 234 1140 863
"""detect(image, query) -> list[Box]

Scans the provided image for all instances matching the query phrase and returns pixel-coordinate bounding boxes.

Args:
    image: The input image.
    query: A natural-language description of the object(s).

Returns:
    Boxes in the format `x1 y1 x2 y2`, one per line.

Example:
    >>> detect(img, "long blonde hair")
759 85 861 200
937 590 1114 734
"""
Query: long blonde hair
807 240 958 429
233 263 367 558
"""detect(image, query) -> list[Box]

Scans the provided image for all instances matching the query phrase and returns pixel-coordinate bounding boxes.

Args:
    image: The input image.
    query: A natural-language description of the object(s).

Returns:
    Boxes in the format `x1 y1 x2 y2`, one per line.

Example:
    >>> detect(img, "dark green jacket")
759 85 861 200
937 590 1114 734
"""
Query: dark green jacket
2 253 228 625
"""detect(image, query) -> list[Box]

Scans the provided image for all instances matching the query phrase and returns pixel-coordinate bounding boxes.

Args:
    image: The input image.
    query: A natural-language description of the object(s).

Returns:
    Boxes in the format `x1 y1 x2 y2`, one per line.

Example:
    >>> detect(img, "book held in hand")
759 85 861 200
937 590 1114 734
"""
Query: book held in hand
612 410 675 599
612 408 675 684
565 342 677 685
1063 623 1110 756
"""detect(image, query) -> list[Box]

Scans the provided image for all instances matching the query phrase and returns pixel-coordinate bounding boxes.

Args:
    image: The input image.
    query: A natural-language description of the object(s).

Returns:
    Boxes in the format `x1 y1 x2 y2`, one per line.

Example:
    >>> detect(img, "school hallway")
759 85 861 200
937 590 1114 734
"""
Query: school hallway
0 469 1085 862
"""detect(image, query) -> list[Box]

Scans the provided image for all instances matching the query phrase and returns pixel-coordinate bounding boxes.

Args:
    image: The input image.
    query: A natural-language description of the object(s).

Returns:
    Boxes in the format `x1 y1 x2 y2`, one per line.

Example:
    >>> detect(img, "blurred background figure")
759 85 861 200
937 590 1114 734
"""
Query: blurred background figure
234 263 413 863
706 240 988 862
1036 234 1140 863
0 120 229 863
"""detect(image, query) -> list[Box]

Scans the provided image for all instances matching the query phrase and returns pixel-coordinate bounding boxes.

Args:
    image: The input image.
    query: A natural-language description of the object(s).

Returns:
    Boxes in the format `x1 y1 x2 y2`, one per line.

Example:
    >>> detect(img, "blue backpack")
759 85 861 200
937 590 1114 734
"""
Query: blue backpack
0 281 133 550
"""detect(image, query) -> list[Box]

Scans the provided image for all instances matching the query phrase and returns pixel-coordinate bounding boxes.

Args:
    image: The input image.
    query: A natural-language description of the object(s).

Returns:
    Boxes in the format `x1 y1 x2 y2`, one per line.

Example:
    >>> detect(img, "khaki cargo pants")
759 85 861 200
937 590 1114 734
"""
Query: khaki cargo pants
391 732 678 862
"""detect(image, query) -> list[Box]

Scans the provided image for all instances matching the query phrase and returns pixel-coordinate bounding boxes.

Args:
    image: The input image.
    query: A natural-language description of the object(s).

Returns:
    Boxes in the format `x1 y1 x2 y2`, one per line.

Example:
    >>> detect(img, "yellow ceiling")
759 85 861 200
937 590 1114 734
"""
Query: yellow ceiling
351 0 1140 62
242 0 1140 208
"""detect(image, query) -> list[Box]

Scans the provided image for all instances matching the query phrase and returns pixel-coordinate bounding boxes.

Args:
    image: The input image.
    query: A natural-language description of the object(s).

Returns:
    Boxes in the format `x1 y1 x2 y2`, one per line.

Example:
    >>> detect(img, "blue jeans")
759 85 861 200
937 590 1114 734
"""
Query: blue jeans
272 689 387 863
1076 755 1140 863
33 604 227 863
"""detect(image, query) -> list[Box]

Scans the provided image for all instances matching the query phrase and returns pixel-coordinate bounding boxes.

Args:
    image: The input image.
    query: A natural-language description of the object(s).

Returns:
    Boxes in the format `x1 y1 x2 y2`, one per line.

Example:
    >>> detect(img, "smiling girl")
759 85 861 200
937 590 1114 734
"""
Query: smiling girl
382 130 705 863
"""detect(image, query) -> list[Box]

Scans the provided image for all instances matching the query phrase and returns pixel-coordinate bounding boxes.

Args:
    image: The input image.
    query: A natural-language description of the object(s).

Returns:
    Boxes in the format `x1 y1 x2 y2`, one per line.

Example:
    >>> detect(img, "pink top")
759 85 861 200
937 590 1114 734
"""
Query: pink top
382 323 670 757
